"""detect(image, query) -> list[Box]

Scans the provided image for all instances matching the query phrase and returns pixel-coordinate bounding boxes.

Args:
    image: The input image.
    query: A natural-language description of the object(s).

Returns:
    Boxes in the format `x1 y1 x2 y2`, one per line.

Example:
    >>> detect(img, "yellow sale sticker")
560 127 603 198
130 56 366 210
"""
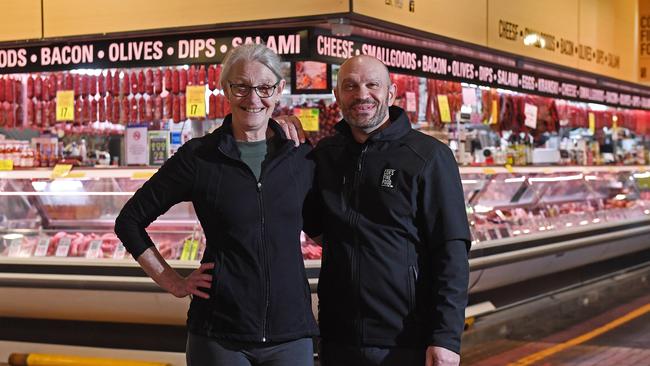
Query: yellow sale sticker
437 95 452 123
56 90 74 121
186 85 206 118
0 159 13 171
51 164 73 179
293 108 320 132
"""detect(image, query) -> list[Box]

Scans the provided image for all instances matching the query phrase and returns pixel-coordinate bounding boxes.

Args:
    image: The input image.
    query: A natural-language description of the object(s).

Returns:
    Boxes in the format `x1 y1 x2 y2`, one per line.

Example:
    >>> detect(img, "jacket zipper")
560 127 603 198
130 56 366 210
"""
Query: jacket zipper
257 180 271 342
351 145 368 343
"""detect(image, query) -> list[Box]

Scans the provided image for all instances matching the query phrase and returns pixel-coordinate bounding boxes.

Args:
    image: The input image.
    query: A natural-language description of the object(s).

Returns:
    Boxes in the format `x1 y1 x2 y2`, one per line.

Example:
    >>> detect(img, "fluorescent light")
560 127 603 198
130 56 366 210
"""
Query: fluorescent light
529 174 584 183
505 176 527 183
633 172 650 179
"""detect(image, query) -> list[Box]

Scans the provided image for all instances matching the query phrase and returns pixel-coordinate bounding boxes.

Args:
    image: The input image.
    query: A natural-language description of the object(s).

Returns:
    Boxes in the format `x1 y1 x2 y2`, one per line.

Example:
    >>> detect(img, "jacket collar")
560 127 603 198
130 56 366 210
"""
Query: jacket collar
334 106 411 143
213 114 292 160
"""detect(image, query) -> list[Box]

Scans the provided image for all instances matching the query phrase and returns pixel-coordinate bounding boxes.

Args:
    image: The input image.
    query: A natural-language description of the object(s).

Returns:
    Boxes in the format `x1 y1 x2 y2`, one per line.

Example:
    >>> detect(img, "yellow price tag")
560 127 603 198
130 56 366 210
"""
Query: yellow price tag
180 239 199 261
51 164 73 179
588 112 595 134
483 168 497 175
490 100 498 125
186 85 206 118
66 172 86 179
56 90 74 121
0 160 13 171
505 164 514 173
293 108 320 132
131 171 155 180
437 95 452 123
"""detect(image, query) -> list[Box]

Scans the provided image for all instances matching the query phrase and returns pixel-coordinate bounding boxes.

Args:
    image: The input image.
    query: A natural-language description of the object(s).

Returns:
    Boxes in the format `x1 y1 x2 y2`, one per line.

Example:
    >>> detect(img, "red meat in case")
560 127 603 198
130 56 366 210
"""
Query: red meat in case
164 95 172 120
48 74 58 100
98 96 106 122
180 94 186 121
90 98 98 123
41 77 49 101
89 75 97 95
26 99 34 126
208 94 217 119
113 96 121 124
0 103 5 126
145 96 153 122
34 101 42 127
65 73 74 90
121 71 130 96
138 70 146 94
172 94 180 123
138 96 145 122
73 74 81 97
198 65 206 86
82 98 90 125
188 65 196 86
48 101 56 127
154 68 163 95
14 80 22 104
145 69 154 95
26 76 34 99
15 104 23 126
5 78 14 102
0 77 5 102
98 73 106 95
105 95 113 122
5 102 14 127
130 97 138 123
130 72 138 95
179 68 187 92
81 74 89 96
120 97 129 124
34 76 42 99
42 101 50 127
215 65 222 89
208 65 216 90
171 69 179 94
153 95 163 121
164 68 172 93
215 93 225 118
112 71 121 96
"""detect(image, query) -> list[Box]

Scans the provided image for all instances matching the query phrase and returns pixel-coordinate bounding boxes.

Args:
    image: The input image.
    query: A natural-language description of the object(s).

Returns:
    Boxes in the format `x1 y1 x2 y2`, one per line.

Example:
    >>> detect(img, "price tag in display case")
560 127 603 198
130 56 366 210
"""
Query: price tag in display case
405 92 417 112
0 160 13 171
437 95 452 123
6 237 22 257
56 90 74 121
588 113 596 134
186 85 206 118
113 243 127 260
51 164 73 179
180 239 199 261
524 103 538 129
293 108 320 132
85 240 103 259
148 131 169 166
55 237 71 257
33 238 51 257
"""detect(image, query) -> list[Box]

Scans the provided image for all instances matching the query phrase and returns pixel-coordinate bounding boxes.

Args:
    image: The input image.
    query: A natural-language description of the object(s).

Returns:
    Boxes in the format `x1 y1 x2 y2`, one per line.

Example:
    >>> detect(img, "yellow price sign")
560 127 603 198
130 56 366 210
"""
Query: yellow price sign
483 168 497 175
131 171 155 180
51 164 73 179
180 239 200 261
505 164 514 173
186 85 206 118
293 108 320 132
490 100 498 125
437 95 452 123
0 160 13 171
56 90 74 121
588 112 595 134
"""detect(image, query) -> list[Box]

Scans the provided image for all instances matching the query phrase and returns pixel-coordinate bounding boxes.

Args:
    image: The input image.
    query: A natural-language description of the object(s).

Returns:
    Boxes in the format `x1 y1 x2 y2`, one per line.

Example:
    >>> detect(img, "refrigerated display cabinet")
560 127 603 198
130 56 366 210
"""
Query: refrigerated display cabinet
1 165 650 347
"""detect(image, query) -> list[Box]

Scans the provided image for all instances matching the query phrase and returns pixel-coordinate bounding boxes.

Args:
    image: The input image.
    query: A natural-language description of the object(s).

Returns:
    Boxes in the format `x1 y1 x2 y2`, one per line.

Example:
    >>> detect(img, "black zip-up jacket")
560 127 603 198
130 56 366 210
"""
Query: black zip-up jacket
311 106 471 354
115 116 319 343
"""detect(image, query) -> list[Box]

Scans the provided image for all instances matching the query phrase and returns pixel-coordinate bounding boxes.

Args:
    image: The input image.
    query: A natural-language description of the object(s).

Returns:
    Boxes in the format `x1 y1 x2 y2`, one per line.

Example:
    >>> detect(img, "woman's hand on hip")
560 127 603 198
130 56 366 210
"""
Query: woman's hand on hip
172 262 215 299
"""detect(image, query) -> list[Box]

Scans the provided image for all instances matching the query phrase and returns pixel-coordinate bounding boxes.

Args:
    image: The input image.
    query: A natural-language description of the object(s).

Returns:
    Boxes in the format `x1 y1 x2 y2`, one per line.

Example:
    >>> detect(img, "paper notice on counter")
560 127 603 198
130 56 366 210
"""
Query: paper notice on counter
125 126 148 165
113 243 127 260
524 103 538 129
33 238 50 257
55 237 71 257
85 240 103 259
406 92 417 112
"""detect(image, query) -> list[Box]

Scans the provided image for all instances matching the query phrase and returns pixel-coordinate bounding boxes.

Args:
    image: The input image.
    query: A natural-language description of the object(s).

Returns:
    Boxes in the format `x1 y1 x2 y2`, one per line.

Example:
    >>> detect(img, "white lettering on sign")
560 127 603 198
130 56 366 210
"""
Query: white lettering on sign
41 45 93 66
108 41 163 62
561 83 578 98
178 39 216 59
589 88 605 102
521 75 535 91
0 49 27 68
632 96 641 107
478 66 493 83
362 44 417 70
642 98 650 109
537 78 559 94
421 55 447 75
497 70 519 87
451 61 475 79
605 91 619 104
232 35 301 55
619 94 632 106
316 35 354 58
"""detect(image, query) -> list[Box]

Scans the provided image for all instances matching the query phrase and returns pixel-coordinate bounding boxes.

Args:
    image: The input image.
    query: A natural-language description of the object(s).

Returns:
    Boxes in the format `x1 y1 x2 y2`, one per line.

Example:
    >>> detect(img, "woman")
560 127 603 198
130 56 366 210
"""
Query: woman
115 44 320 366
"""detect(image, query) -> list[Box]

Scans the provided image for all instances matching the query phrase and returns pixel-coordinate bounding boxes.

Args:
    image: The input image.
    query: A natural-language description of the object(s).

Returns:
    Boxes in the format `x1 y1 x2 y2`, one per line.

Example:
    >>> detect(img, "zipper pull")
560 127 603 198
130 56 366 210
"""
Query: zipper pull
257 182 262 192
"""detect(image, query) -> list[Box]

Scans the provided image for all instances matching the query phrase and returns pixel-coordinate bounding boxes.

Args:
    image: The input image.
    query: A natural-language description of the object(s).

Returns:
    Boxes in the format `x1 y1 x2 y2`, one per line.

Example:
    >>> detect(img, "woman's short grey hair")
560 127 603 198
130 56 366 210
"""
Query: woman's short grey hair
219 44 283 88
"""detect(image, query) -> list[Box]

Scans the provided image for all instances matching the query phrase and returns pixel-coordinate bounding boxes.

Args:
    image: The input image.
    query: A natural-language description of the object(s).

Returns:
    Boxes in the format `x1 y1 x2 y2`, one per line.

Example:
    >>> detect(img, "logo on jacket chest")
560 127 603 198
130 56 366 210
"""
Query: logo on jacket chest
381 169 397 188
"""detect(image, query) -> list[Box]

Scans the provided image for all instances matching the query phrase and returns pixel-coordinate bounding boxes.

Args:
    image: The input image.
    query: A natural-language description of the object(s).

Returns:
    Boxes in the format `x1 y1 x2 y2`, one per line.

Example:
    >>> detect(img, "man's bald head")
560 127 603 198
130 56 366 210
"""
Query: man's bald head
334 55 397 138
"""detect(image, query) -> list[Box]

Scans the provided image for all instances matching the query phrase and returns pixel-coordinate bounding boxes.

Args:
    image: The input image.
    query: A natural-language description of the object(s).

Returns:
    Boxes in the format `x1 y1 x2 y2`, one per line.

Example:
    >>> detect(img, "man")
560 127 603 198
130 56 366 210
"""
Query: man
283 55 470 366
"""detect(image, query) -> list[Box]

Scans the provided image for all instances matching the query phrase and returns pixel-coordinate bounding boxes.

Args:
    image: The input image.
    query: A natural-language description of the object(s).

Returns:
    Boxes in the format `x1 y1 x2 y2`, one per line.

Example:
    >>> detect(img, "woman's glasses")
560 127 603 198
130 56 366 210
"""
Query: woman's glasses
228 82 279 98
